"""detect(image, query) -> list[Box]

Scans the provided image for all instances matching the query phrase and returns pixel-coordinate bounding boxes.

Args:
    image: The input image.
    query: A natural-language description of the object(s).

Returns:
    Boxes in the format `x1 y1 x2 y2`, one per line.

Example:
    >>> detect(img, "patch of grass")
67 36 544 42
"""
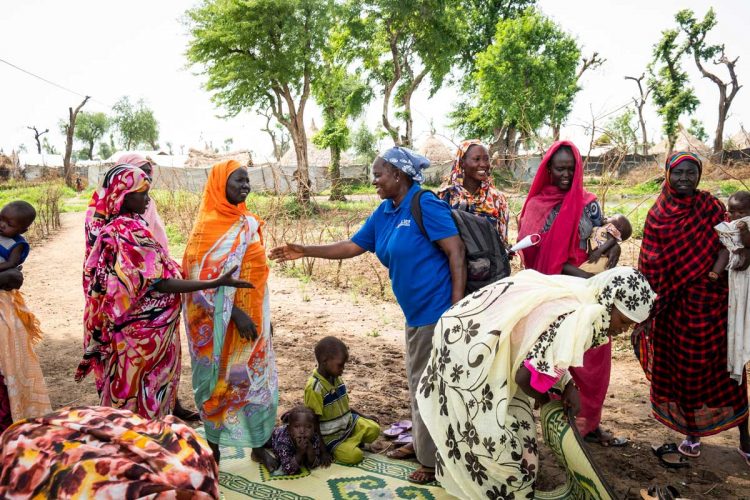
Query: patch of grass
718 180 748 197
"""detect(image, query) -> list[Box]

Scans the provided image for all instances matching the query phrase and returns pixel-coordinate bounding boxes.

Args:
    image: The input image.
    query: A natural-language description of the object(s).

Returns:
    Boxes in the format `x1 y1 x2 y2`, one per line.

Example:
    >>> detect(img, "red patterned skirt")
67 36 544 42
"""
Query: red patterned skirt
644 278 748 436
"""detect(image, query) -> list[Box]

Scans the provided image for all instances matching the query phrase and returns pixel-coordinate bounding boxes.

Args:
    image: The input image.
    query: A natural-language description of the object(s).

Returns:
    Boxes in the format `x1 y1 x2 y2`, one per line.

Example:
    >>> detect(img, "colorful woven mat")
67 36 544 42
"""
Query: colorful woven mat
217 446 455 500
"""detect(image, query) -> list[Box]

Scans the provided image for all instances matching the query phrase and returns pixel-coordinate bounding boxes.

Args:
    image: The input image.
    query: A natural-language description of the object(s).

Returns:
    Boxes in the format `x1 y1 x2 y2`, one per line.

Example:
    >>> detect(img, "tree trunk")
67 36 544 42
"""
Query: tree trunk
637 107 648 156
551 123 561 142
289 114 311 203
87 140 95 161
714 85 727 159
328 146 346 202
400 68 429 149
63 96 90 186
35 137 42 154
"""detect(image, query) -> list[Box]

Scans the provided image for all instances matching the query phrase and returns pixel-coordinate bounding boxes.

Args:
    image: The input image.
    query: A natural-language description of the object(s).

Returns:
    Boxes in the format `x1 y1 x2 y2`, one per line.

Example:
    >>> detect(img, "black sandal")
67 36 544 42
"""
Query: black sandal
651 443 689 469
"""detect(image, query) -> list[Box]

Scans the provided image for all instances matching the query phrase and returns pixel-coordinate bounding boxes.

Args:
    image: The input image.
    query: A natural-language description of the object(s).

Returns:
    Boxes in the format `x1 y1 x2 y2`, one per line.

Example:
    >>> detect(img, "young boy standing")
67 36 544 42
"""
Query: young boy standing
304 336 380 465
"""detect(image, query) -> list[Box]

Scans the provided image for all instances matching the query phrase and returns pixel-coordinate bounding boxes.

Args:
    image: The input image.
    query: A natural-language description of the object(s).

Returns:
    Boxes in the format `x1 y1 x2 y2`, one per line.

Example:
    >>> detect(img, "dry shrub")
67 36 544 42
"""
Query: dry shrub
28 184 63 243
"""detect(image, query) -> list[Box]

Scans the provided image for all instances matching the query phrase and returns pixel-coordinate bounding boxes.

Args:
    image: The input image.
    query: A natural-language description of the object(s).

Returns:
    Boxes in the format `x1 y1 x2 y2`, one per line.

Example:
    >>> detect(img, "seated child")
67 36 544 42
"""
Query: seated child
0 201 36 272
270 406 325 475
579 213 632 274
304 336 380 465
713 191 750 383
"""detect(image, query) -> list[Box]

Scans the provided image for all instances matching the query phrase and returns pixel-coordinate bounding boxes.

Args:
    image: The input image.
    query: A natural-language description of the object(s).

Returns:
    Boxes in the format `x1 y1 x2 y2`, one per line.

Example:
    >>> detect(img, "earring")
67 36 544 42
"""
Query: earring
396 177 400 182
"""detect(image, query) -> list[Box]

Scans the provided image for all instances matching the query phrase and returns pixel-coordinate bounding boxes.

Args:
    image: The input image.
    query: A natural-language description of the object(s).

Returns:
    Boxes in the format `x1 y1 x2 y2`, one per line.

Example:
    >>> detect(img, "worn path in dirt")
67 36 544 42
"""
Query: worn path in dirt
22 211 750 499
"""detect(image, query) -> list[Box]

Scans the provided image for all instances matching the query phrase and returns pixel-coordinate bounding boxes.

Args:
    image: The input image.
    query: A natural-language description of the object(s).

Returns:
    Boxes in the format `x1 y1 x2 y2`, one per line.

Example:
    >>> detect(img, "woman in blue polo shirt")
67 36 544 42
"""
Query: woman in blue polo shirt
270 146 466 484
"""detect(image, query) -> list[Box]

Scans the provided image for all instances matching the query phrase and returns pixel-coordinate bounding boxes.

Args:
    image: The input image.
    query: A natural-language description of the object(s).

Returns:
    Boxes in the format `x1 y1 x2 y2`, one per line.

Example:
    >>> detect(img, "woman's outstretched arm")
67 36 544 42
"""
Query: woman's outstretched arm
154 265 253 293
269 241 366 262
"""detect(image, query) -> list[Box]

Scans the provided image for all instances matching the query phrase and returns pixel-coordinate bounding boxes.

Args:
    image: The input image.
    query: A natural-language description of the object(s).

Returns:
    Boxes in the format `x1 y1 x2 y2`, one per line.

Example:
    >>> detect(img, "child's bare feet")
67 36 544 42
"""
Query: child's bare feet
251 447 279 471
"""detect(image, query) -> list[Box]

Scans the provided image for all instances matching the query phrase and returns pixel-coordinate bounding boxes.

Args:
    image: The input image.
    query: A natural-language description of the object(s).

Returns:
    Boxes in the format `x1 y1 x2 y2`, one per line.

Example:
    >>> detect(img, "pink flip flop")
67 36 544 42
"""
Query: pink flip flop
678 439 701 458
738 448 750 468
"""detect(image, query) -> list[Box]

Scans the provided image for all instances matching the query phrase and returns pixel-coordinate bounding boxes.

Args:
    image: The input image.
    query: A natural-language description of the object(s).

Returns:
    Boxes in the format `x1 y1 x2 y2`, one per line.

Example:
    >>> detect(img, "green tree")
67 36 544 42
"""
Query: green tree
597 108 638 150
351 122 381 165
312 66 372 201
648 28 699 156
688 118 709 142
451 8 580 164
675 8 741 156
453 0 535 72
73 112 109 159
112 96 159 150
186 0 335 202
341 0 458 147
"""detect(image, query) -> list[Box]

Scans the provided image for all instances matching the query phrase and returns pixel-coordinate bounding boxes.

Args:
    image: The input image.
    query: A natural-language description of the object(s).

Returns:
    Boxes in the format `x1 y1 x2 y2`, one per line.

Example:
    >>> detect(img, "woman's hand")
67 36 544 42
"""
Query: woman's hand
604 243 621 269
269 243 305 262
215 265 254 288
562 380 581 417
232 306 258 341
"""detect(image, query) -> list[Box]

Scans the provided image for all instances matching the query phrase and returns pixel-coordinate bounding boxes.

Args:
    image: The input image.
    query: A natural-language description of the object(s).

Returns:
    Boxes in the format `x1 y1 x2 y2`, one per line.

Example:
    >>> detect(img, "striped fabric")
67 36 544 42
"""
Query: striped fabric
304 370 358 451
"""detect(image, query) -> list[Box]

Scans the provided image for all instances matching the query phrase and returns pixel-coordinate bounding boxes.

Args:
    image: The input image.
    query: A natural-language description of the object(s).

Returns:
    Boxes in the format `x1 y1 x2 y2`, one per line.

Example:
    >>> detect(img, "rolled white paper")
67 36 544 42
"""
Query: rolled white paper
510 234 541 252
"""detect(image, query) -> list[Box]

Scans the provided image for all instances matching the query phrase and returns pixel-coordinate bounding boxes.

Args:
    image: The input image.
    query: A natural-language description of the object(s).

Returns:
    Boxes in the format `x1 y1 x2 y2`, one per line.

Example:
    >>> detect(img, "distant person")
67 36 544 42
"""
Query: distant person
76 165 252 421
304 336 379 466
438 139 510 246
638 152 749 464
271 146 466 484
182 160 278 468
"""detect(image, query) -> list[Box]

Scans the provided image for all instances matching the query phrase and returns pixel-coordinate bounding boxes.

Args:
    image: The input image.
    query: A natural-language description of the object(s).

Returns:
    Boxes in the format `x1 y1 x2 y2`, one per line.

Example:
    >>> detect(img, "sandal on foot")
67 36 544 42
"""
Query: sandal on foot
651 443 689 469
737 447 750 468
584 429 629 447
677 439 701 458
386 444 416 460
408 466 435 485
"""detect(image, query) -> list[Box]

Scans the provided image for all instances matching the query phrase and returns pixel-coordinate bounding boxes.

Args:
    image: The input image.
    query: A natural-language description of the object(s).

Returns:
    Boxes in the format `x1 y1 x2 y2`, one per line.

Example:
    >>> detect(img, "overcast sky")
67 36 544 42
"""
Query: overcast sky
1 0 747 161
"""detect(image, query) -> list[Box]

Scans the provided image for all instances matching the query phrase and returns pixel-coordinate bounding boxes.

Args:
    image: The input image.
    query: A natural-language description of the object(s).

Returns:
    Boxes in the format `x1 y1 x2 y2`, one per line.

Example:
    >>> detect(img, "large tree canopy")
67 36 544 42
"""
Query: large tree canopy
340 0 458 147
452 8 580 162
186 0 335 201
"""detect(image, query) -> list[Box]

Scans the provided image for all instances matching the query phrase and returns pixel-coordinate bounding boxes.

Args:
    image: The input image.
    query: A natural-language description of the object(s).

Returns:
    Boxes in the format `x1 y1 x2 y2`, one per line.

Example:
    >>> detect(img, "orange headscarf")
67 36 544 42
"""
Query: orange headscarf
183 159 267 343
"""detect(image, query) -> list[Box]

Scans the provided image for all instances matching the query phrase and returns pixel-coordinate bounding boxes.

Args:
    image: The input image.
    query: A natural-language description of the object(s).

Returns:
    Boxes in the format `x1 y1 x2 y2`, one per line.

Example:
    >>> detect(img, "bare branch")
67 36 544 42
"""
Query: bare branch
577 52 606 80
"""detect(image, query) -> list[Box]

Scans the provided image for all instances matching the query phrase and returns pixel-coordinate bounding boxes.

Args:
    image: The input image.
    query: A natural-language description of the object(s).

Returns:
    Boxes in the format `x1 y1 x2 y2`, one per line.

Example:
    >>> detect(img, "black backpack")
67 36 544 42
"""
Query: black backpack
410 189 510 295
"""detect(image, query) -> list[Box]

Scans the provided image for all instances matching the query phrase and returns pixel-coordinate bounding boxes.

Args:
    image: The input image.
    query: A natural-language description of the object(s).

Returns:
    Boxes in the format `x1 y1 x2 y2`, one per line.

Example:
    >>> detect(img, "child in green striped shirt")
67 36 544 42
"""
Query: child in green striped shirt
304 336 380 465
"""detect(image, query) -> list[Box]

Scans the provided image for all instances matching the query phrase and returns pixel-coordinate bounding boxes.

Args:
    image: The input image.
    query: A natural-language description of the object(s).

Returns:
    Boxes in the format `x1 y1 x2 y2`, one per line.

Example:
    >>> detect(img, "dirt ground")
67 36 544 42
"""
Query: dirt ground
23 212 750 499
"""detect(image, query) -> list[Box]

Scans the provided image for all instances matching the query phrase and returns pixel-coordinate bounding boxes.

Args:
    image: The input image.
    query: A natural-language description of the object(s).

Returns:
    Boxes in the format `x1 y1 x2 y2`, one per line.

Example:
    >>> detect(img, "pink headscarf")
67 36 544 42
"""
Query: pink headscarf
517 141 597 274
110 154 170 253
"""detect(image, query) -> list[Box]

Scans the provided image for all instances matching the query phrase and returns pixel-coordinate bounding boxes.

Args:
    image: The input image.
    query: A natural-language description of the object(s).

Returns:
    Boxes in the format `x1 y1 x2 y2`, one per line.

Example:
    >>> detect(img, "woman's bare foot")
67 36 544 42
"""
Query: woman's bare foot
386 442 416 459
408 466 435 484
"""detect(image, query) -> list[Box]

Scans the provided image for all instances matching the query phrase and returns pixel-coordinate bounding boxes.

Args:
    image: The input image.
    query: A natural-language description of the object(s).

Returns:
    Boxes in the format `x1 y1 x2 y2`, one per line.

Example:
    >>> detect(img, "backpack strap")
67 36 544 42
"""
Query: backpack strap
410 189 433 240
